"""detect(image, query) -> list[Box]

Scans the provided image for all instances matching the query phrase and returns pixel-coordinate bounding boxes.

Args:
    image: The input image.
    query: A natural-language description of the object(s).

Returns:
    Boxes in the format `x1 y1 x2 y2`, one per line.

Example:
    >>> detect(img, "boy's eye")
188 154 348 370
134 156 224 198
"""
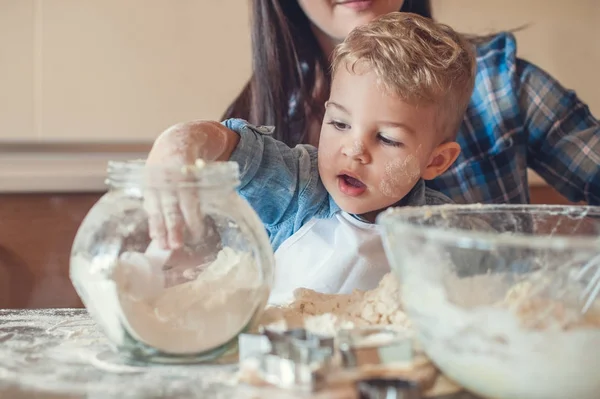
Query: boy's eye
378 134 402 147
327 120 350 131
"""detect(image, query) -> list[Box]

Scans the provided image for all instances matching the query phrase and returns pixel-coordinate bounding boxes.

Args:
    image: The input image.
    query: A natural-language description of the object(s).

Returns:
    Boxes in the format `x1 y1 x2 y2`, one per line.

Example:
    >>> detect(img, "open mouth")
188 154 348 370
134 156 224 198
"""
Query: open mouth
338 173 367 196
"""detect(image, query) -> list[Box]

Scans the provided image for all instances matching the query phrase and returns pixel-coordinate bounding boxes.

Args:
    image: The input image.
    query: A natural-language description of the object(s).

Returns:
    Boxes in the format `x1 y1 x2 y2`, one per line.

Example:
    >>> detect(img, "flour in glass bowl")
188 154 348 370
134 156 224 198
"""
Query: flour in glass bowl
403 272 600 399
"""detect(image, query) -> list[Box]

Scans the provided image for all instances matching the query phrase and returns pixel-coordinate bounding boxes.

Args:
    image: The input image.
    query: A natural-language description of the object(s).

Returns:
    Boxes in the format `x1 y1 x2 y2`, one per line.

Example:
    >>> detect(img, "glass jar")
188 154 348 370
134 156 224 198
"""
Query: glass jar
70 160 274 363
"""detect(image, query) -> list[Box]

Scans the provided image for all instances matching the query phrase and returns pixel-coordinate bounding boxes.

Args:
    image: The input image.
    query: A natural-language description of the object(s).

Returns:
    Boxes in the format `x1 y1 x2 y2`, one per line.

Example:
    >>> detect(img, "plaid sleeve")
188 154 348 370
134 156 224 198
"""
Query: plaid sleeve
519 59 600 204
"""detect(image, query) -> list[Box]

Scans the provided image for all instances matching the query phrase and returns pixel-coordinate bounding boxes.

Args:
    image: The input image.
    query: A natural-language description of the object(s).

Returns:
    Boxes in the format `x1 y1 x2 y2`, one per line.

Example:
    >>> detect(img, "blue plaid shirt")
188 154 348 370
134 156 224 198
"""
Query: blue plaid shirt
427 33 600 205
286 33 599 205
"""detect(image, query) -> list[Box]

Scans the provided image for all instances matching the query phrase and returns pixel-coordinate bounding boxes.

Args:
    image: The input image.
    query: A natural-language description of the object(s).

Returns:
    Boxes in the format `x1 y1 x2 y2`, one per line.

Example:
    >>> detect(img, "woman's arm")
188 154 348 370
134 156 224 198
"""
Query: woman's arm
519 59 600 205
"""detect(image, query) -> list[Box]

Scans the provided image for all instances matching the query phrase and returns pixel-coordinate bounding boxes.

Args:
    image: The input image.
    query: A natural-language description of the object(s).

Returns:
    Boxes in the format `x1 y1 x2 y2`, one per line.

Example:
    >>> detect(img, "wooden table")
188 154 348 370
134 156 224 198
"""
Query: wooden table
0 309 480 399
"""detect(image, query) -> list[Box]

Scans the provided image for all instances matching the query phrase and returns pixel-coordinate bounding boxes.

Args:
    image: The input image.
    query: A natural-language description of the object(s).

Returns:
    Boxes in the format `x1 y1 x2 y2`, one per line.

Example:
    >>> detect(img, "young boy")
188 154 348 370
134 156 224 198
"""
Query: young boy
146 12 477 304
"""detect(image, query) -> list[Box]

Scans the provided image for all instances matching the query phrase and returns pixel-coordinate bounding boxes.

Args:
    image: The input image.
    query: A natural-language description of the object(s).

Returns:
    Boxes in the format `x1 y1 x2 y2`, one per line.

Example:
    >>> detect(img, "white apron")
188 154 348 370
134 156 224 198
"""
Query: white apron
268 212 390 305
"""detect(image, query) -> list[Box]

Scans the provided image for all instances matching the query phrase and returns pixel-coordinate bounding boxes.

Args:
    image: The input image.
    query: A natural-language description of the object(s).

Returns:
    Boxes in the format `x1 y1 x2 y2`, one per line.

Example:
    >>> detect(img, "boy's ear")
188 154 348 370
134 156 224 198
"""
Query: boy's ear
422 141 461 180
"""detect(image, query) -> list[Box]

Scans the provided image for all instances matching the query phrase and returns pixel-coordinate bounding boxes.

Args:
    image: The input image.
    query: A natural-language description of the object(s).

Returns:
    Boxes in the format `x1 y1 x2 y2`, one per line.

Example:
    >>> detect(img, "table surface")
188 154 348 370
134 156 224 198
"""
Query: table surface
0 309 479 399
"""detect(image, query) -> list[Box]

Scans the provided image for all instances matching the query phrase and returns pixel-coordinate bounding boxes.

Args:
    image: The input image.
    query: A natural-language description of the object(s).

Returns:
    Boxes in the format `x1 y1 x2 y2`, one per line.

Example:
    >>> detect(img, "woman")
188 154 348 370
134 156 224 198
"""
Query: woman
223 0 600 205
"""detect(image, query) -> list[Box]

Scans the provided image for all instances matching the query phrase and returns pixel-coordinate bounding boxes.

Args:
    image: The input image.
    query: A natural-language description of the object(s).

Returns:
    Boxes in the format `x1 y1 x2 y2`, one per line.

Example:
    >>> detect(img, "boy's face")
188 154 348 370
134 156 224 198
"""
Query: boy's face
317 66 460 222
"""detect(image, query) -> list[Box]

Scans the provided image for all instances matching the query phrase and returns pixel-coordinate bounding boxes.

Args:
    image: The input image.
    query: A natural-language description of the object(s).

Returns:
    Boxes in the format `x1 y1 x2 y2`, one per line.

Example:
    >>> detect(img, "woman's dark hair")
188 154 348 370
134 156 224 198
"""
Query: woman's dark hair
221 0 432 146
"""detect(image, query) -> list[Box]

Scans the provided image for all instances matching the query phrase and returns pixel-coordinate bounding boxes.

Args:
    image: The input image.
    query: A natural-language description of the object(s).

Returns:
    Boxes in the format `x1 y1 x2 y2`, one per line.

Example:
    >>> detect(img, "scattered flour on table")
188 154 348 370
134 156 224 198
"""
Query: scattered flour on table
0 310 243 398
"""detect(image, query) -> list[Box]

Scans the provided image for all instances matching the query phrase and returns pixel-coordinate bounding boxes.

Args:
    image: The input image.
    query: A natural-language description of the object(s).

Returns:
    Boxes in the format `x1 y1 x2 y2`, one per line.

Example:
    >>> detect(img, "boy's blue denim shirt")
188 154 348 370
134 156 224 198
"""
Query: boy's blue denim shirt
222 118 454 251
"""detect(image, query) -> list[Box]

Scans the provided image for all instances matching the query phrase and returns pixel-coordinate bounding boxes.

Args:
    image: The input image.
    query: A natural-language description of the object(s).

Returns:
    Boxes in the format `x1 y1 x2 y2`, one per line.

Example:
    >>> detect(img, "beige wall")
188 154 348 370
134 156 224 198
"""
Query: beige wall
0 0 251 143
432 0 600 117
0 0 598 145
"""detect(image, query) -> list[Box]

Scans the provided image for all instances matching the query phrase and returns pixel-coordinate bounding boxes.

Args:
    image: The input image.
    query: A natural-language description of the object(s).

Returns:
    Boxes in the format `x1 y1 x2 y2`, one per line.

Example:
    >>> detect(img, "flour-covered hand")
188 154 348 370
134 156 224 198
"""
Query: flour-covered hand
144 121 233 249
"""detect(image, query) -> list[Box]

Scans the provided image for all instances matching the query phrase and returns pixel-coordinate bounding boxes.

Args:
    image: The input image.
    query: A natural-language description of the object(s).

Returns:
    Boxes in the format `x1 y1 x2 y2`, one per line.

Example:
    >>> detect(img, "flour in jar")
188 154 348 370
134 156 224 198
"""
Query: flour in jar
110 246 263 354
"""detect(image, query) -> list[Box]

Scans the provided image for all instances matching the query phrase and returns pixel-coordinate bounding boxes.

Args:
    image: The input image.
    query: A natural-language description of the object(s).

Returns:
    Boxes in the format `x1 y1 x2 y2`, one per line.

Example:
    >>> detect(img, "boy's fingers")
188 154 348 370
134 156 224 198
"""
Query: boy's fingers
159 191 185 249
143 189 169 249
178 187 204 243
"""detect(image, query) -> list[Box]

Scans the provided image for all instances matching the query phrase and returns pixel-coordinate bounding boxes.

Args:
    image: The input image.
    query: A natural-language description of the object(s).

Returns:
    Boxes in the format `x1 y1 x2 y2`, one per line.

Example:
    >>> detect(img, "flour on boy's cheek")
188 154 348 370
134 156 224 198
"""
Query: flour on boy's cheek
378 154 421 198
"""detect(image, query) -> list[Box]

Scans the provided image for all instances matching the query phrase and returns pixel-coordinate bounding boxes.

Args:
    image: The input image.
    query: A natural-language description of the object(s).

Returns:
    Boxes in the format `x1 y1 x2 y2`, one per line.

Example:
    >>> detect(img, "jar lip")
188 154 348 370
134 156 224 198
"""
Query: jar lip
106 159 240 189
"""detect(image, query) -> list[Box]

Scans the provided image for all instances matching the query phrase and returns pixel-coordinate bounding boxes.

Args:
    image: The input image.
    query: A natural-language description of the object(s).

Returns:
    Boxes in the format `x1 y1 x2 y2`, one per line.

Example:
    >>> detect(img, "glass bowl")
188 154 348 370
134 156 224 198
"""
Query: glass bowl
377 204 600 399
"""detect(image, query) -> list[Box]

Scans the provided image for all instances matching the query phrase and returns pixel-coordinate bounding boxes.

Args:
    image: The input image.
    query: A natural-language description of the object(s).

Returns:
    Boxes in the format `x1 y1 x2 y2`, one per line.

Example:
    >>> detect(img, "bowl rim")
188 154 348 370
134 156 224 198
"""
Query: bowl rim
376 203 600 251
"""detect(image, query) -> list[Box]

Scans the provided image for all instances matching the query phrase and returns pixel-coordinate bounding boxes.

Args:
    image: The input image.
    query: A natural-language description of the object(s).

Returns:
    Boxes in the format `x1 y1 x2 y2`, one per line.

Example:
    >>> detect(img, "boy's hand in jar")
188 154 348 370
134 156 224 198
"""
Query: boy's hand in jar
144 120 239 249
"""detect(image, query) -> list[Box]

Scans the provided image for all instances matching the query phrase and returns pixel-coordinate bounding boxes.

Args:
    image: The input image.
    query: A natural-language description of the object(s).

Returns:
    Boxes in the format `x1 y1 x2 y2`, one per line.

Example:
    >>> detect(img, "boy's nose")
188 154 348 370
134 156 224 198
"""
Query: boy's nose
342 139 371 164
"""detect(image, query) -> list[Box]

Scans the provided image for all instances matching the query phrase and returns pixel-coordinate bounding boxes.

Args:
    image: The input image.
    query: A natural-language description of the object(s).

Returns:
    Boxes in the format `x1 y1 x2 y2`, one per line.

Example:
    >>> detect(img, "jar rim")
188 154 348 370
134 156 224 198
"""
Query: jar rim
106 159 240 189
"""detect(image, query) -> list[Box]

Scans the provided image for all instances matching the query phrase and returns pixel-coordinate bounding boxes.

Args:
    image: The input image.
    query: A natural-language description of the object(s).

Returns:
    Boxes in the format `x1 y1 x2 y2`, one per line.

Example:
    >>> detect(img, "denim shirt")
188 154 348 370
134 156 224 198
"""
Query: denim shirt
223 118 453 250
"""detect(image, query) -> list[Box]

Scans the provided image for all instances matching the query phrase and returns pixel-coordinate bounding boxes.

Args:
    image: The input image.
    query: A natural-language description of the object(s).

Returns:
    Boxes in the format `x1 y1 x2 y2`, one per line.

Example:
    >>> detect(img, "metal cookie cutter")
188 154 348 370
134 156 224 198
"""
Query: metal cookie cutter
238 328 335 392
337 327 413 368
357 377 421 399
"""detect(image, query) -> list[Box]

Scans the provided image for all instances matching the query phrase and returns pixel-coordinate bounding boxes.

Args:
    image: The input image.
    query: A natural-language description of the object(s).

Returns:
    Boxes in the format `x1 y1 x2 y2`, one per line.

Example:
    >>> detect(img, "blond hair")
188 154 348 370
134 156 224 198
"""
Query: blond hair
331 12 476 139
